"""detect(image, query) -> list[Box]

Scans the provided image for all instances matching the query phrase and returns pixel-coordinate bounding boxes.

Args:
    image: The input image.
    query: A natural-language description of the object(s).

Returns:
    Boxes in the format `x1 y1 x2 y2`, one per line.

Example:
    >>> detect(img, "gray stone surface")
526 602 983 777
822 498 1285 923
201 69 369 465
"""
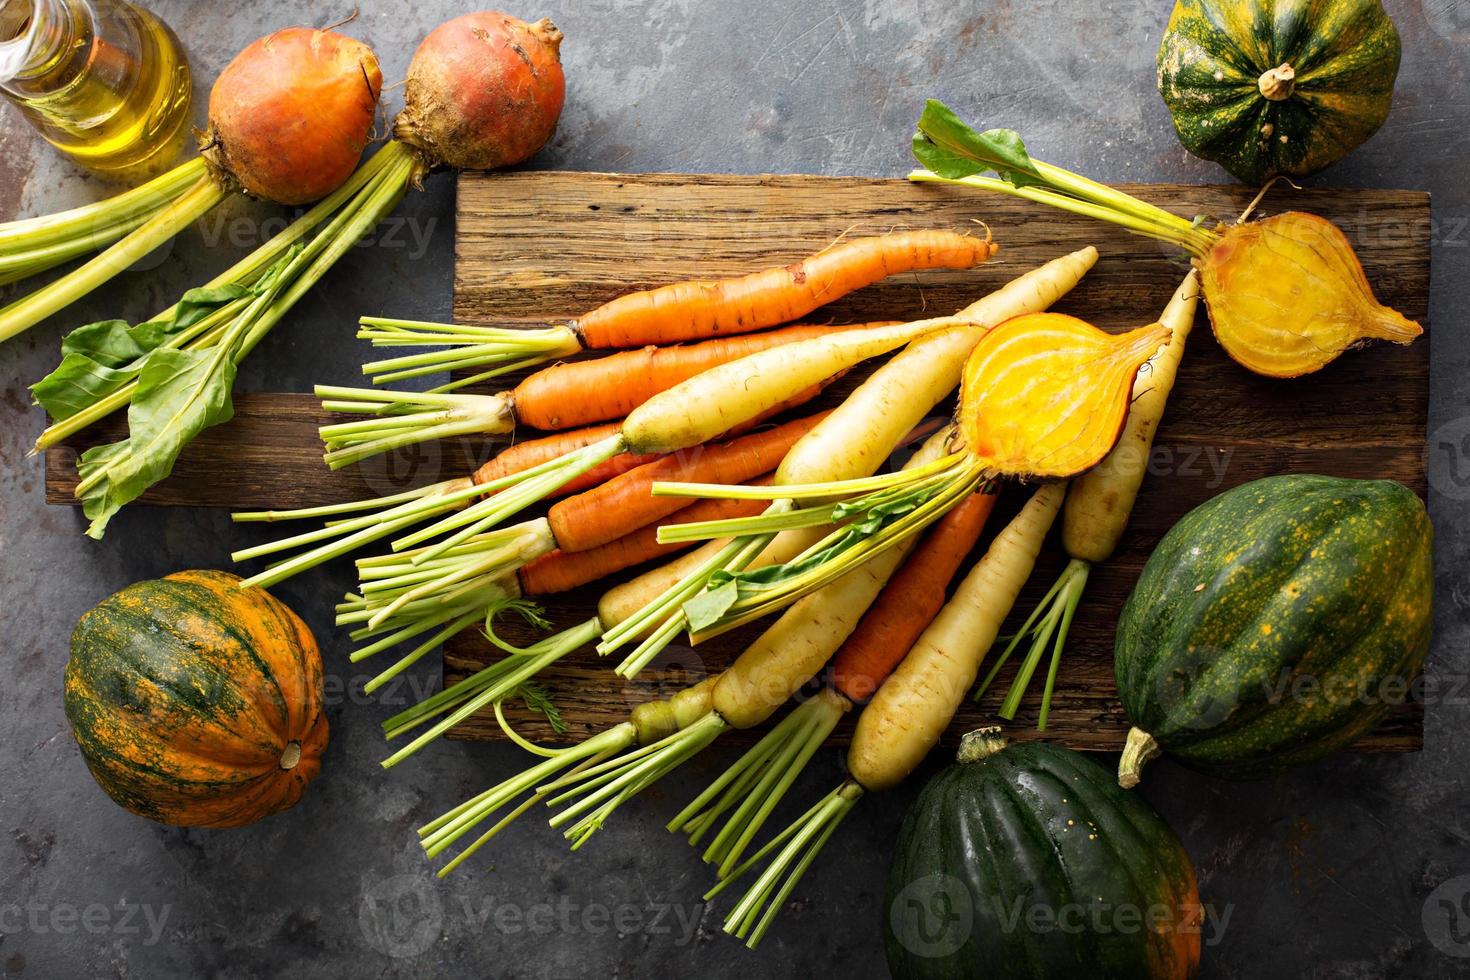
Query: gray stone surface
2 1 1468 976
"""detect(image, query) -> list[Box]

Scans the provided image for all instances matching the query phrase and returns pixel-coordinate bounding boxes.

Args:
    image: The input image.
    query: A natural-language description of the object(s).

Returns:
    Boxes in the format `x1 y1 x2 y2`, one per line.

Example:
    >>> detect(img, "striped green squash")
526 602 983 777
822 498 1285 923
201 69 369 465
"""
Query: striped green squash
1157 0 1401 184
64 570 328 828
1115 475 1431 785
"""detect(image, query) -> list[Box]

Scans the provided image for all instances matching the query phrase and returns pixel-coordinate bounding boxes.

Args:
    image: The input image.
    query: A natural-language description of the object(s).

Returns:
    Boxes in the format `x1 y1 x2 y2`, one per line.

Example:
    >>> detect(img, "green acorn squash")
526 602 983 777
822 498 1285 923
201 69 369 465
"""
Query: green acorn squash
64 570 328 828
1115 475 1431 785
885 733 1201 980
1157 0 1401 184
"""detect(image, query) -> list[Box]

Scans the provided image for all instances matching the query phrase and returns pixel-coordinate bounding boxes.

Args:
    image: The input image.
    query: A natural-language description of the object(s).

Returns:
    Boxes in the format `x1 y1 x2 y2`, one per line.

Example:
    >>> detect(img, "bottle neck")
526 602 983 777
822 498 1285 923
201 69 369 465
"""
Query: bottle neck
0 0 87 91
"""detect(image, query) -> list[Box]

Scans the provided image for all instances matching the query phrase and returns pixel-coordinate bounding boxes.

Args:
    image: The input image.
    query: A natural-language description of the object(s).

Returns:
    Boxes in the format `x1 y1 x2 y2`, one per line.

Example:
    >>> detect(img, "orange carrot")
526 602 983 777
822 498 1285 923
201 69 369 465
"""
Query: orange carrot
472 424 659 496
512 321 890 430
829 490 998 703
573 231 996 350
519 487 772 595
548 412 829 553
473 373 843 498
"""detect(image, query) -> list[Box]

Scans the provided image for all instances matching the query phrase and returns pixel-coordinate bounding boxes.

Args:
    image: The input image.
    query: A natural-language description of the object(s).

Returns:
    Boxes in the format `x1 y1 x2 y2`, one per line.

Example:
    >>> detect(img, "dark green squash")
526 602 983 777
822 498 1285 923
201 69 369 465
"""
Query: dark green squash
1115 475 1431 785
885 733 1201 980
1157 0 1401 184
64 570 328 828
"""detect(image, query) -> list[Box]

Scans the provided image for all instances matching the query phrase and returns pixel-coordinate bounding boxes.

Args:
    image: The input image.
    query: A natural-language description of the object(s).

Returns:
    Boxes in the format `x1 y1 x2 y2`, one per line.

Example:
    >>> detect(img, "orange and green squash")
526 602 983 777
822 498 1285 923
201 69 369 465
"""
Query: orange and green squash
1157 0 1401 184
1115 475 1431 785
64 570 328 828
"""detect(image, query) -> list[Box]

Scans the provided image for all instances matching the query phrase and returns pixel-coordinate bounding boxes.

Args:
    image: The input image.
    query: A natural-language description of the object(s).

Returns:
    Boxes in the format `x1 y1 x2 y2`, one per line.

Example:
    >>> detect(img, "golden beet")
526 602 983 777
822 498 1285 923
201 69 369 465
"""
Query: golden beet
959 313 1172 479
1199 211 1421 377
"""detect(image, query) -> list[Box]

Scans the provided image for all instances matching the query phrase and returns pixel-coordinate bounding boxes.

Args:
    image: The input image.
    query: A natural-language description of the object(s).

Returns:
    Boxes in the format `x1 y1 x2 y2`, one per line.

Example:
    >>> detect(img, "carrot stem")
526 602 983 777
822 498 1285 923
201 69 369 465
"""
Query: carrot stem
380 615 601 770
419 723 637 866
689 463 991 640
229 478 482 586
988 557 1090 727
670 690 846 877
706 780 863 948
356 317 580 389
602 531 775 676
392 436 624 561
543 712 728 850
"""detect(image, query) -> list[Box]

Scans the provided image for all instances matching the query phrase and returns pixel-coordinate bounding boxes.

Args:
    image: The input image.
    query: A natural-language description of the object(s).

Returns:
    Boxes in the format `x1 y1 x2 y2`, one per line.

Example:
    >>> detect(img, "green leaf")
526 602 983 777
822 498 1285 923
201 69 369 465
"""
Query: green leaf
683 479 952 629
78 347 237 538
912 99 1044 187
518 683 567 735
31 284 251 420
683 578 740 634
29 353 140 422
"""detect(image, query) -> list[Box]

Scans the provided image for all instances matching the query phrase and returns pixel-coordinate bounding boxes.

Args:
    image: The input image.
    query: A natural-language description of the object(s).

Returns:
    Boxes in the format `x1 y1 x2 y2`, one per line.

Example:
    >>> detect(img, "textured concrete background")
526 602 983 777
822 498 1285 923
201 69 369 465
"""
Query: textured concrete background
2 1 1468 977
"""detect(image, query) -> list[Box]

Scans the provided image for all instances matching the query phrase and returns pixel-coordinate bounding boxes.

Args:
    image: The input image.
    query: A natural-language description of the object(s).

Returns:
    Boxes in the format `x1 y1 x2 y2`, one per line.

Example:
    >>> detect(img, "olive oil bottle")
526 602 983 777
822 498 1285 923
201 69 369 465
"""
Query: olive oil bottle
0 0 191 177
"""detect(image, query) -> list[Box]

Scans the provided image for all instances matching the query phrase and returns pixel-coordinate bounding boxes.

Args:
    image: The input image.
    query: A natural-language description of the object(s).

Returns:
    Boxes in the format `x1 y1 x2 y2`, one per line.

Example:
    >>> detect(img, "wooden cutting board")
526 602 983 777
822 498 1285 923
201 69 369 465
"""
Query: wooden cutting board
46 171 1431 753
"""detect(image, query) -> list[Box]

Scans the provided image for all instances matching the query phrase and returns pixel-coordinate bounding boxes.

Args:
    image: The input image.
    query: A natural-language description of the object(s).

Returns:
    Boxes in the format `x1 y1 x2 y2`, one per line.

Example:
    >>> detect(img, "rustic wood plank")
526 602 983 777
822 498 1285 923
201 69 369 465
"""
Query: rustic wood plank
43 394 504 510
442 171 1430 754
42 170 1430 753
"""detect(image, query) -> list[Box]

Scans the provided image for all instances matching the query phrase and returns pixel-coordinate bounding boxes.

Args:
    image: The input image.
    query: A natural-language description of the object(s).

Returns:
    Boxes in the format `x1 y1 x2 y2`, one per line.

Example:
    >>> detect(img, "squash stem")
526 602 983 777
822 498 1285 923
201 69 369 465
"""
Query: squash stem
1118 727 1161 790
669 689 849 878
706 779 863 948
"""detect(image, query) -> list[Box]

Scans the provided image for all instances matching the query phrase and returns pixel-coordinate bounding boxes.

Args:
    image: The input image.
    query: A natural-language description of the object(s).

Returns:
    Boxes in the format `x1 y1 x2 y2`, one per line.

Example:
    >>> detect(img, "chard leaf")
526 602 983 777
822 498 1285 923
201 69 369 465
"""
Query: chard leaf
31 283 250 420
29 353 140 422
78 347 237 538
912 99 1045 188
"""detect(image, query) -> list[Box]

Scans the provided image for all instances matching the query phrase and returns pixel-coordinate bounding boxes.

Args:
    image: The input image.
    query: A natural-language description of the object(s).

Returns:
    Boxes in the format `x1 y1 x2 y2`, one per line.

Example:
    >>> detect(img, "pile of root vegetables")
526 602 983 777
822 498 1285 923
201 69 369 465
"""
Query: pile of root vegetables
14 8 1426 955
219 220 1212 945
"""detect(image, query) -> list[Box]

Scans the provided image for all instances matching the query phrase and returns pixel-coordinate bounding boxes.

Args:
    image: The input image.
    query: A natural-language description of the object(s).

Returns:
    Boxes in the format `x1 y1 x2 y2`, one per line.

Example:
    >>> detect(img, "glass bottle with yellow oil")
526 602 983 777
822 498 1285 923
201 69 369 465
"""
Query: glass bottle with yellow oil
0 0 192 177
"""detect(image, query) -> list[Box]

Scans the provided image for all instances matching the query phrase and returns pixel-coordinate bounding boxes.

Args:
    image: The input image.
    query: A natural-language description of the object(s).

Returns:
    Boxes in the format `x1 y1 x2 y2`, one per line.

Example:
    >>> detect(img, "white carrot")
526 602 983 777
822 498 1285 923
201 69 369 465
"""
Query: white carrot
849 482 1066 790
418 441 949 872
